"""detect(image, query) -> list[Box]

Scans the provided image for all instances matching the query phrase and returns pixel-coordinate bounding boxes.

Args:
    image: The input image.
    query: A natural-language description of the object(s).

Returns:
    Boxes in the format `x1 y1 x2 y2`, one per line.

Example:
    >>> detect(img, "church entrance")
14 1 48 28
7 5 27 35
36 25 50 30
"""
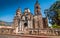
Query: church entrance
24 23 28 27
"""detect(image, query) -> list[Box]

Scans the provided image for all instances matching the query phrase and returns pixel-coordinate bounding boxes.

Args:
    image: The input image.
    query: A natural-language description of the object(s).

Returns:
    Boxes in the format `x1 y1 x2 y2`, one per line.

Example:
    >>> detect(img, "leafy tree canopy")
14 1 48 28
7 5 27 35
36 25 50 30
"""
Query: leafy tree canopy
44 1 60 27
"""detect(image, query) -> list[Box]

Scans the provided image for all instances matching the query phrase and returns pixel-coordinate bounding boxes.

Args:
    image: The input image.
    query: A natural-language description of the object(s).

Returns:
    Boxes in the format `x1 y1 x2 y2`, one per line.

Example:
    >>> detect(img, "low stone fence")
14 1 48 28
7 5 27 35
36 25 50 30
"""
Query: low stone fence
0 34 60 38
27 28 60 36
0 28 60 36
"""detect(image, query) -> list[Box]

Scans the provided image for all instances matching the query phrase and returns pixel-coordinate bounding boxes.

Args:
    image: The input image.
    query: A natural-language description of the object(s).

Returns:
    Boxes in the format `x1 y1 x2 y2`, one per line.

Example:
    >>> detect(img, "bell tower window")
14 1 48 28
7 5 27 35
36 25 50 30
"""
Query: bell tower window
36 6 38 9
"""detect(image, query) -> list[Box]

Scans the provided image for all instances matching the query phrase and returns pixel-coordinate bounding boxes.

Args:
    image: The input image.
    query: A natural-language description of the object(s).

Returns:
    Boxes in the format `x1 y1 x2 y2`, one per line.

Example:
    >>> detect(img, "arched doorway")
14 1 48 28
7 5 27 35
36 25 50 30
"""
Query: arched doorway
24 23 28 27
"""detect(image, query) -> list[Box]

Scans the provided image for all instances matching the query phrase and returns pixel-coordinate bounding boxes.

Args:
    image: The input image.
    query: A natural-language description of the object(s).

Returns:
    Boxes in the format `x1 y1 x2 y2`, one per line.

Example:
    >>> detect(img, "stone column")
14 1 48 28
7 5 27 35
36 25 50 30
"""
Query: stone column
28 20 33 28
21 21 24 31
19 20 22 31
19 21 24 34
31 20 33 28
53 30 55 35
15 27 18 34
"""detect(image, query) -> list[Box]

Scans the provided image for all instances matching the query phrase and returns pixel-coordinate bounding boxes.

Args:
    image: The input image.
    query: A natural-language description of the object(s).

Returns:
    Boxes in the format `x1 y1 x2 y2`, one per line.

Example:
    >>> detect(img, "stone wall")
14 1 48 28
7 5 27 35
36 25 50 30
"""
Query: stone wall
0 28 14 34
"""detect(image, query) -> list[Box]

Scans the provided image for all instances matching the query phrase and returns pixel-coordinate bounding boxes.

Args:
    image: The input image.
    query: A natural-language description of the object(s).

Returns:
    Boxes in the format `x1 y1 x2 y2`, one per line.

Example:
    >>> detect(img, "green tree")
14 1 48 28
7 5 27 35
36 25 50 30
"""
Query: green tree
44 1 60 28
52 23 60 28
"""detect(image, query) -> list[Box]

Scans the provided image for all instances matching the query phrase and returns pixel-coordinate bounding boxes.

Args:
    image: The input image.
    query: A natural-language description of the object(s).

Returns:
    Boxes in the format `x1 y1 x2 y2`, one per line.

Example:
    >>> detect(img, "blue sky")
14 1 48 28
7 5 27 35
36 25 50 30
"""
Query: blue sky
0 0 56 22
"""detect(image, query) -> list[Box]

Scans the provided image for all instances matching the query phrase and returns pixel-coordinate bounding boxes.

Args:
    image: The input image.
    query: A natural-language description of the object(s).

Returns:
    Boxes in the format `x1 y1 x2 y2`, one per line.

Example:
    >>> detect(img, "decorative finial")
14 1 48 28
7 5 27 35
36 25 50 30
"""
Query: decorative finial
36 0 38 4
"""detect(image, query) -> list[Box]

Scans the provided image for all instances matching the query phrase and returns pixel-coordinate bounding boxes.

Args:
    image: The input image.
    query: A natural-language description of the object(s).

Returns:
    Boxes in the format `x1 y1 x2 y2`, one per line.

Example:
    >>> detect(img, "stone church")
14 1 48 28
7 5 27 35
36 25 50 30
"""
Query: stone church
0 0 60 36
12 0 48 34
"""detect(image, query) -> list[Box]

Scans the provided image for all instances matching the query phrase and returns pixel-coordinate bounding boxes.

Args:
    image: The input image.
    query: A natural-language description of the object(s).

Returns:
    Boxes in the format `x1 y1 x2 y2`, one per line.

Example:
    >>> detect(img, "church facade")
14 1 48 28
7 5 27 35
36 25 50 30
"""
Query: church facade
12 0 48 35
0 0 60 36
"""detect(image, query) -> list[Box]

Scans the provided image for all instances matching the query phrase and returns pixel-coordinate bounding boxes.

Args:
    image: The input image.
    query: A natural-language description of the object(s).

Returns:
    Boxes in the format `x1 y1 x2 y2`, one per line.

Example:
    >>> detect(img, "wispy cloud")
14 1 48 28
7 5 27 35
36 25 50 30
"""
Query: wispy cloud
0 15 14 22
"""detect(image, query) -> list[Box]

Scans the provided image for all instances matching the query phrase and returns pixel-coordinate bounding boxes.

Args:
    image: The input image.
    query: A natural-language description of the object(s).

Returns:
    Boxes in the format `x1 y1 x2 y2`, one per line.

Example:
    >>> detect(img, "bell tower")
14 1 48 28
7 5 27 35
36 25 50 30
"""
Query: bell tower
13 8 22 34
34 0 41 15
34 0 43 29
